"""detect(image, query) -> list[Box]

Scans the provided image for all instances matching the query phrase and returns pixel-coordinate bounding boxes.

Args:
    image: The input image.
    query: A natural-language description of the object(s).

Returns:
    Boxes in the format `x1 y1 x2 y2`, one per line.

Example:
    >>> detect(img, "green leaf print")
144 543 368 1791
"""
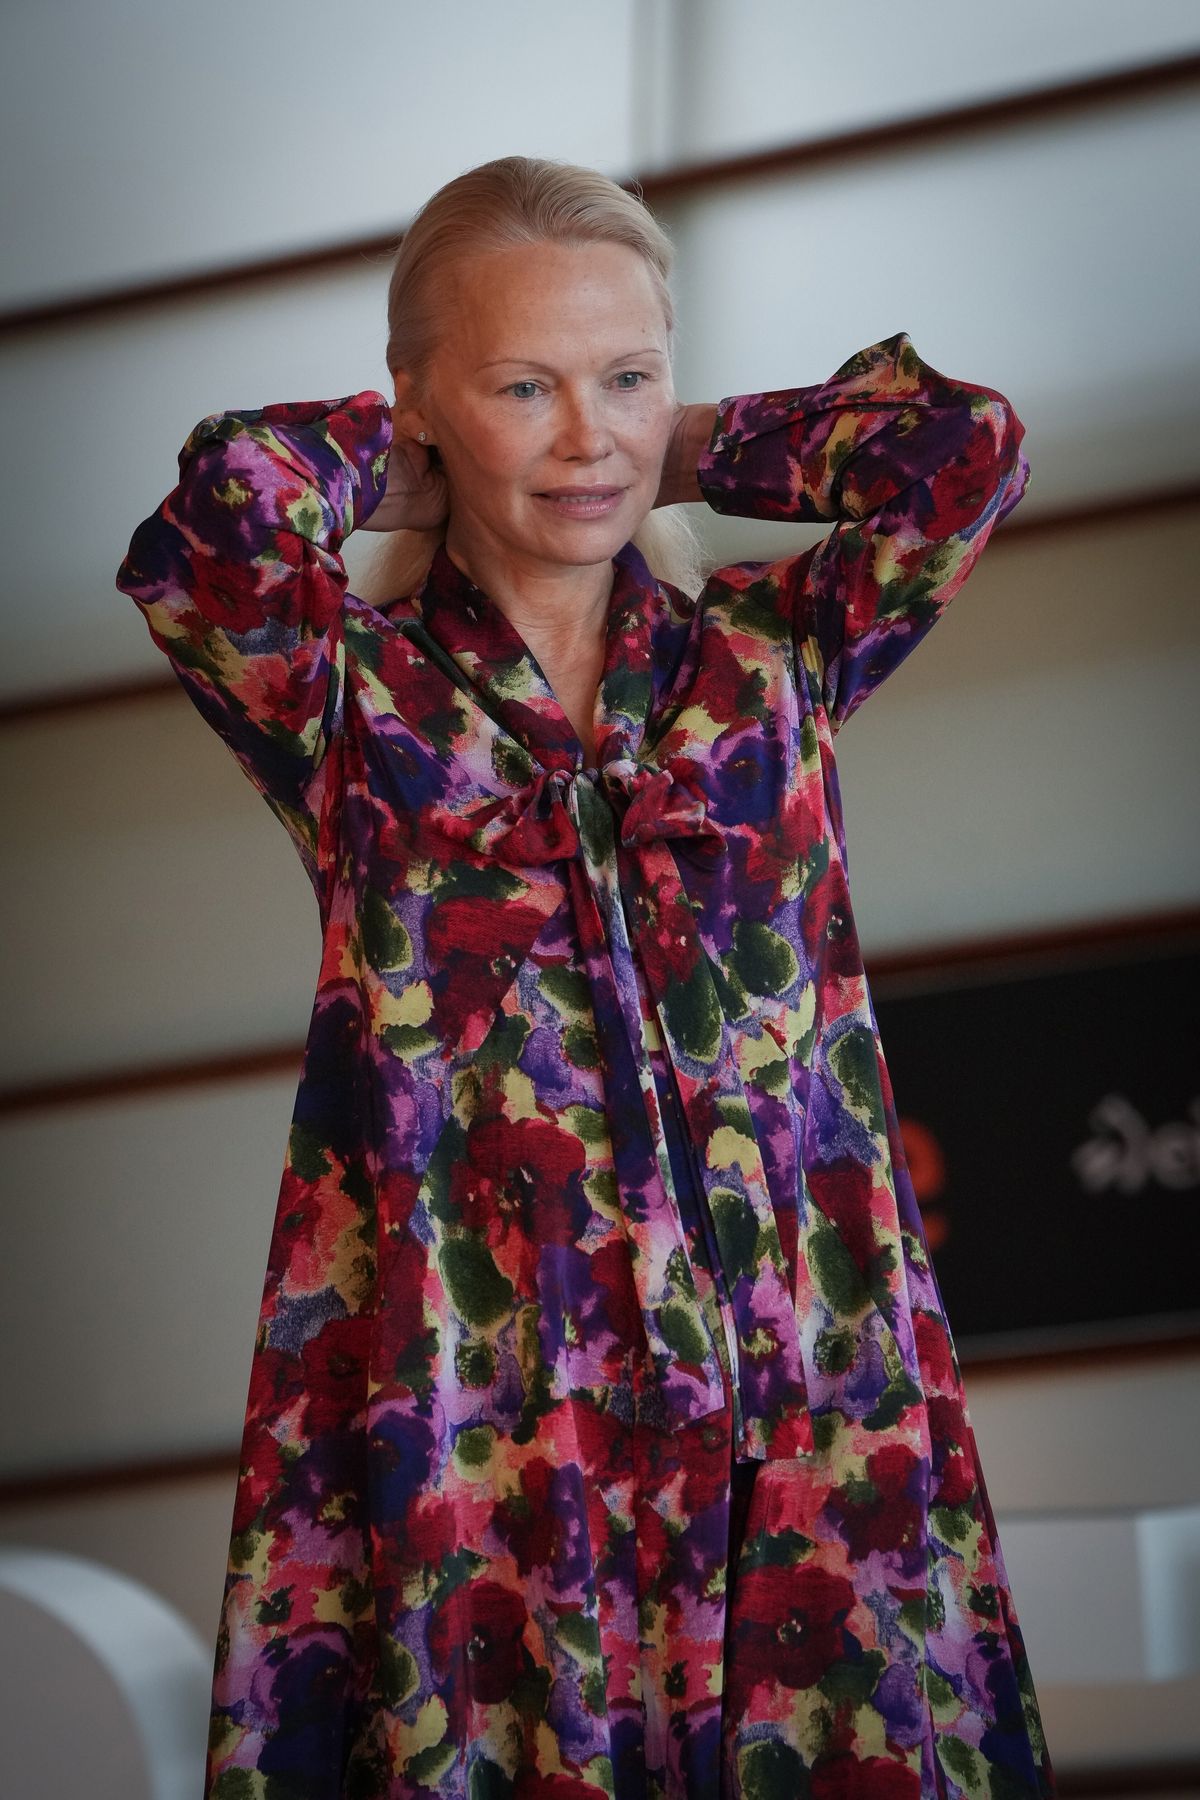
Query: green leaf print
729 577 791 647
439 1233 514 1327
809 1214 869 1316
419 1118 466 1225
380 1022 438 1059
938 1737 984 1796
603 661 652 722
741 1524 814 1570
254 1587 293 1626
468 1760 515 1800
378 1636 420 1708
287 1122 331 1181
739 1739 812 1800
210 1774 259 1800
659 1297 710 1366
540 964 591 1017
813 1326 857 1375
564 1020 601 1069
453 1424 495 1470
362 887 412 971
729 920 798 997
968 1582 1000 1620
454 1338 496 1388
556 1608 602 1664
828 1026 885 1137
708 1189 761 1285
706 952 748 1021
663 970 723 1062
818 1647 884 1708
864 1370 922 1432
406 1741 458 1785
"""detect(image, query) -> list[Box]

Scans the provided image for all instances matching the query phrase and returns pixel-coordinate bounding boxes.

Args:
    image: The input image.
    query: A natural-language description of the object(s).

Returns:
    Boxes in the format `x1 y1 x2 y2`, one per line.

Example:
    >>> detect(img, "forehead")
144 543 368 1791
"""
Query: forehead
436 240 670 364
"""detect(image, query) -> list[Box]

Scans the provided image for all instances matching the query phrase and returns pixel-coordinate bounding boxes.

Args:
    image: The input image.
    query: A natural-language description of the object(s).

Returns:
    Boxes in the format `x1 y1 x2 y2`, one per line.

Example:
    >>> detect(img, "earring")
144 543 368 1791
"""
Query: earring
418 431 427 442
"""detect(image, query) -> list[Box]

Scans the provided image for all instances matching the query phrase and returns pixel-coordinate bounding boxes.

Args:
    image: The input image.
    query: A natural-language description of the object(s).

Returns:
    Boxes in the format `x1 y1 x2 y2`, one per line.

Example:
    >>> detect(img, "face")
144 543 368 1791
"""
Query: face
400 239 675 579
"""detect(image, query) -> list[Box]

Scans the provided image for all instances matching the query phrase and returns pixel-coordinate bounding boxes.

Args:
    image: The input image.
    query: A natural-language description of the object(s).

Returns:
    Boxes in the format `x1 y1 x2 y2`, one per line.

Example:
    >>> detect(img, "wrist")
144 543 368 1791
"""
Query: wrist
662 404 718 506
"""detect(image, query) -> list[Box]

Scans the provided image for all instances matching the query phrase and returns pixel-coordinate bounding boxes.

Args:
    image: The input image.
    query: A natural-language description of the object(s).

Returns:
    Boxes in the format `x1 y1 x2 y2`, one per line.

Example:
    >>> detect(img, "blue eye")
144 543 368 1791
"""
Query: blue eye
614 371 645 389
508 380 540 400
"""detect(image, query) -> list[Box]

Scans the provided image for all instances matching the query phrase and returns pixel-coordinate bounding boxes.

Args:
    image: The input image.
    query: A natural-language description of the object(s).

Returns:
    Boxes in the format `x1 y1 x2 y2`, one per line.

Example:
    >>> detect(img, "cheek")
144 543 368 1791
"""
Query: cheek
443 414 529 494
629 407 674 478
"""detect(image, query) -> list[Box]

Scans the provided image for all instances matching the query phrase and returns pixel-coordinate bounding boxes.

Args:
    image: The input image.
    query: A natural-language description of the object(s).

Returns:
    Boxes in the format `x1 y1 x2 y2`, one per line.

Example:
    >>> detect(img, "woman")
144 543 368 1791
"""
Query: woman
117 156 1052 1799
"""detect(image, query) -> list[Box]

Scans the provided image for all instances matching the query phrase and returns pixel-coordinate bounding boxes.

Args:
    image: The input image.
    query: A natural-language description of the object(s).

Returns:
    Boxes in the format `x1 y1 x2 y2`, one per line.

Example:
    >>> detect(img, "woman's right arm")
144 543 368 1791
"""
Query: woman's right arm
114 391 392 881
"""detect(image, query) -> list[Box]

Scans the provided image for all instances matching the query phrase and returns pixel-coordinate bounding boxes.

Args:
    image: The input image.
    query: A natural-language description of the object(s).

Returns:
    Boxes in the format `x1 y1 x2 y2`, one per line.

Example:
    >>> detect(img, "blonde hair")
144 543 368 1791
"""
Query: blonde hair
359 155 707 605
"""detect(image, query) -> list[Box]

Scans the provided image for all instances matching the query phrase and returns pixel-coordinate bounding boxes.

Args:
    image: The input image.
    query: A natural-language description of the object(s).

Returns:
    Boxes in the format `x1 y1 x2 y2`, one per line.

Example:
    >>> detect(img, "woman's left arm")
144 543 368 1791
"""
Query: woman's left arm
690 331 1030 731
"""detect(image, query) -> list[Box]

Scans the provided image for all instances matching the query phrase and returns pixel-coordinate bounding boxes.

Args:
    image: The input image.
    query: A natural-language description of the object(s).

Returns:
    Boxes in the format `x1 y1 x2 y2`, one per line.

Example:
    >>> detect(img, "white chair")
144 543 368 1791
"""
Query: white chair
0 1548 211 1800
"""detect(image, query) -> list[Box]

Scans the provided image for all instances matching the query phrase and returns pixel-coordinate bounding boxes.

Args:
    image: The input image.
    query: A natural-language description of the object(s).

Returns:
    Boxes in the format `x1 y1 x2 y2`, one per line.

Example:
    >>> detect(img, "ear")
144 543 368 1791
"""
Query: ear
391 367 433 445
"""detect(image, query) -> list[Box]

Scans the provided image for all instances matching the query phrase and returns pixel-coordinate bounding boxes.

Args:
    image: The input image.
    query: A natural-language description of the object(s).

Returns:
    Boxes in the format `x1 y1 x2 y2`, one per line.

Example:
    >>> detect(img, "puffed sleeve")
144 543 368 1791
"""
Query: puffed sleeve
114 390 392 882
696 332 1030 731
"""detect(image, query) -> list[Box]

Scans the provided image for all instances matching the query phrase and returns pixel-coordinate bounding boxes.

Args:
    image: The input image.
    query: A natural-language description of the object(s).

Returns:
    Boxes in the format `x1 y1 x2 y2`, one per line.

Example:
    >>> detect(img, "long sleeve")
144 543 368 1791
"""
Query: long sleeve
115 390 392 882
696 332 1030 731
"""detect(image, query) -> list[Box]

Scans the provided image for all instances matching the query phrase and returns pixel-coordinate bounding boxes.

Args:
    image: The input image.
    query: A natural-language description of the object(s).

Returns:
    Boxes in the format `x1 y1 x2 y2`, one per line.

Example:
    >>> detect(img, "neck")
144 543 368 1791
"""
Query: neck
444 525 612 642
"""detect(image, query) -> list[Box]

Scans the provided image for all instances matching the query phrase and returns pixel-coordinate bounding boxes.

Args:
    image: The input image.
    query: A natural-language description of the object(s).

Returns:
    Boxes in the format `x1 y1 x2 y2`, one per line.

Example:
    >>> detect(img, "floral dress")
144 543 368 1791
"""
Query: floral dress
116 332 1053 1800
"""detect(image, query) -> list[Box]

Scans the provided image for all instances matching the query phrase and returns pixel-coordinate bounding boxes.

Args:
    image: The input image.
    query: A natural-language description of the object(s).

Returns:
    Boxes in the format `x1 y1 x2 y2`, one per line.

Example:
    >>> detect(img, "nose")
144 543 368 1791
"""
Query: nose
553 388 614 463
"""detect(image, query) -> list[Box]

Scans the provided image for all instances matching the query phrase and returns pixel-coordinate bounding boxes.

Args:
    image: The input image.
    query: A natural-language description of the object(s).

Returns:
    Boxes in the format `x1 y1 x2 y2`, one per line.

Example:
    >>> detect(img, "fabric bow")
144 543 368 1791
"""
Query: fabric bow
434 758 724 868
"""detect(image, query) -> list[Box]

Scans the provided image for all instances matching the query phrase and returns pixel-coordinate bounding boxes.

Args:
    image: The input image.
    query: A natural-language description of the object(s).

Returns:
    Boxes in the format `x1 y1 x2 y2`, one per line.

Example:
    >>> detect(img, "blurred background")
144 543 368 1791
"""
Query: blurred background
1 1 1198 1793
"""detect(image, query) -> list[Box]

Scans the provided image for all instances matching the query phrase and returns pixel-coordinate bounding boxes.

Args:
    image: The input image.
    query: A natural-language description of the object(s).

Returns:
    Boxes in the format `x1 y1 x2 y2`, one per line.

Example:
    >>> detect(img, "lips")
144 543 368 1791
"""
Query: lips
534 486 626 518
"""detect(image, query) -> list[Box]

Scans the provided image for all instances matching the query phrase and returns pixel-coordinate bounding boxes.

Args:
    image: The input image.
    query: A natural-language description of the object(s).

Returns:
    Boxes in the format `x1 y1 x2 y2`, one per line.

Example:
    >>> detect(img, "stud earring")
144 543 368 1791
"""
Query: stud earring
417 431 427 442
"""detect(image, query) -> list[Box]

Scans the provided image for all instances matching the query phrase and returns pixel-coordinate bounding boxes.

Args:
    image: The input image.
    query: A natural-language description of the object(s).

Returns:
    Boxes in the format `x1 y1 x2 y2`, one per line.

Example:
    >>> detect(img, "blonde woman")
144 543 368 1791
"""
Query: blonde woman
117 155 1050 1799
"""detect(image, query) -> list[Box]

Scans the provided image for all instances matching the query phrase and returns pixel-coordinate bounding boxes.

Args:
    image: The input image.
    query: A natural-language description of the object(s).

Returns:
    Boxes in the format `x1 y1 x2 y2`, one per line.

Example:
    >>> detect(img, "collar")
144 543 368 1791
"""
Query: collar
412 538 667 773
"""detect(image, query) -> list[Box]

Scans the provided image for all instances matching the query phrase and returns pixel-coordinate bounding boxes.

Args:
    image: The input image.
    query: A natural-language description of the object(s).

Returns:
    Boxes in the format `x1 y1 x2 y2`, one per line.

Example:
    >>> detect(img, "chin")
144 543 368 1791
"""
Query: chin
547 496 654 547
526 519 637 568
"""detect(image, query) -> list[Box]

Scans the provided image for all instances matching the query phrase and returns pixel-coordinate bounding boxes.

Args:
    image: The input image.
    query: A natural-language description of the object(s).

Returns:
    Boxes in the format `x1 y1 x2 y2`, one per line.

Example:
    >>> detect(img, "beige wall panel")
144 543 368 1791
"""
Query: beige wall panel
0 0 642 309
3 509 1194 1088
1 265 393 705
0 1078 295 1478
966 1354 1200 1517
668 0 1200 163
831 508 1200 951
0 695 320 1086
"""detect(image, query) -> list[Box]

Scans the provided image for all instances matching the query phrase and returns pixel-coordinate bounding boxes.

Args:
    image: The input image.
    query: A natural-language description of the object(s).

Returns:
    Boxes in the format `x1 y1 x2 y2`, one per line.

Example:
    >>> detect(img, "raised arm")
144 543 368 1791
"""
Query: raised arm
114 391 392 884
694 332 1030 730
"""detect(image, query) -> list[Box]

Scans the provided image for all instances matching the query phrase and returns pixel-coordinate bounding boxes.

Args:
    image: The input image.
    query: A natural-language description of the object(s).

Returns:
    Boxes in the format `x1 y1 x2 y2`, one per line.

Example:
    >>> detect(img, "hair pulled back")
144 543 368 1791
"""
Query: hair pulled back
361 155 706 603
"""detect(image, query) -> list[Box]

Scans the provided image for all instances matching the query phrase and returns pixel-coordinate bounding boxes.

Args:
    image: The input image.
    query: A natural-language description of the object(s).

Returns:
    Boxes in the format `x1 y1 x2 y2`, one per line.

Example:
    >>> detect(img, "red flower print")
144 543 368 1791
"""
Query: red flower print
232 1418 289 1536
299 1315 368 1437
808 1157 877 1281
496 1457 564 1576
927 1393 978 1509
833 1444 925 1559
584 1237 644 1351
427 895 546 965
428 1577 529 1705
912 1308 956 1395
454 1115 587 1241
733 1562 857 1690
401 1491 461 1567
513 1774 610 1800
919 418 1001 540
812 1755 921 1800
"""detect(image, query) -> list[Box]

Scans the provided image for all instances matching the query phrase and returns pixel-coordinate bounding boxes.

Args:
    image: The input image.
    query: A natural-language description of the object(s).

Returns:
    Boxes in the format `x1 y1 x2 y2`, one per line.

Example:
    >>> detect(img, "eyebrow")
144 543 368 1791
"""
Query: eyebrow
476 348 669 373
